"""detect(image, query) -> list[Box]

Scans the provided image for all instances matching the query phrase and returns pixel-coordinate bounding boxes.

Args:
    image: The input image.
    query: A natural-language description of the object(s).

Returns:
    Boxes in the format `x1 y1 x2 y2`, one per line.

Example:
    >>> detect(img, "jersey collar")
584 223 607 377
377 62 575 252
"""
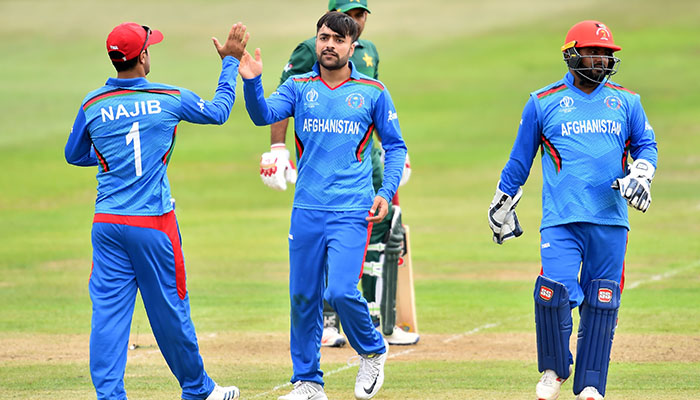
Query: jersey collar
106 77 149 87
311 60 361 79
564 72 605 98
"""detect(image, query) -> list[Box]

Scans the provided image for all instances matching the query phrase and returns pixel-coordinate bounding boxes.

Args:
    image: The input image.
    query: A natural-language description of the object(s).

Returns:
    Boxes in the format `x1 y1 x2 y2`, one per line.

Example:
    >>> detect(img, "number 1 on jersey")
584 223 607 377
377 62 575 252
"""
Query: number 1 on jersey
126 121 142 176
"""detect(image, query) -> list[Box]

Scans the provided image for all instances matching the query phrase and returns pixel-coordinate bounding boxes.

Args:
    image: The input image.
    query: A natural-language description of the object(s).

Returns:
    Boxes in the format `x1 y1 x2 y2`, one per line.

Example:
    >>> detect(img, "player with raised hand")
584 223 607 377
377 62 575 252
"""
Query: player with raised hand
259 0 381 193
260 0 418 349
240 11 407 400
65 21 248 400
488 20 657 400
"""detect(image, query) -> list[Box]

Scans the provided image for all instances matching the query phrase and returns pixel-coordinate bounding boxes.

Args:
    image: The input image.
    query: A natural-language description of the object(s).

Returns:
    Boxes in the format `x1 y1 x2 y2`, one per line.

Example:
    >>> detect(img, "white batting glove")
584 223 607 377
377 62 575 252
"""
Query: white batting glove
399 153 411 187
612 159 654 213
260 144 297 191
496 208 523 244
488 184 524 244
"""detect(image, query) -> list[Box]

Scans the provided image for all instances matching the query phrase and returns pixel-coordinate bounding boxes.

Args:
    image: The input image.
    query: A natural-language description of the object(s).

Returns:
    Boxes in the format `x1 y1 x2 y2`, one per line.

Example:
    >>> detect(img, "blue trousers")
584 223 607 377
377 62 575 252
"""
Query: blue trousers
90 212 214 400
540 222 628 308
288 208 385 385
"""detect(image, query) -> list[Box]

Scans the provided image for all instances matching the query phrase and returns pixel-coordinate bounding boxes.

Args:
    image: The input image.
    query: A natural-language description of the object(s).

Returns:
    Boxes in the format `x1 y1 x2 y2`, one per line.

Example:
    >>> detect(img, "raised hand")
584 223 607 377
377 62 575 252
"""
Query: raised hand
239 48 263 79
212 23 250 60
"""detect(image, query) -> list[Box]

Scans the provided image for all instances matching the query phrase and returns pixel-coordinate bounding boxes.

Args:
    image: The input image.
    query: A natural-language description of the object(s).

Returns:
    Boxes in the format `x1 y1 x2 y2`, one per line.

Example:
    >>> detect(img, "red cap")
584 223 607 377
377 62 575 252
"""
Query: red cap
563 20 621 52
106 22 164 62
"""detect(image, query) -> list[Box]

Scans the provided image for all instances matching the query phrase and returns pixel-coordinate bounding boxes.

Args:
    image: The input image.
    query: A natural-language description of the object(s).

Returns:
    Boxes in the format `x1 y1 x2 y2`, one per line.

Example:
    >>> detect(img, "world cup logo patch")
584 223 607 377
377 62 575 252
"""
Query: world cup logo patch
559 96 576 113
306 89 319 103
346 93 364 109
304 89 320 109
539 286 553 301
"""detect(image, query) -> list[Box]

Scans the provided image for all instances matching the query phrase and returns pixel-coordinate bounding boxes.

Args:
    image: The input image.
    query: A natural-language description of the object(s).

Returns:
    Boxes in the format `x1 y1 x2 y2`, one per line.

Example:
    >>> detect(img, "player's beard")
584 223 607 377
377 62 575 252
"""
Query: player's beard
576 58 610 85
318 49 350 71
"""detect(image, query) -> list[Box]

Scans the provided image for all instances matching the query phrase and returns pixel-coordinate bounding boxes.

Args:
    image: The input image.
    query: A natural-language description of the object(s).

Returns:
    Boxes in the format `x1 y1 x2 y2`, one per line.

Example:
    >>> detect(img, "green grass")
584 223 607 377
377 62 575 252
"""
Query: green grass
1 0 700 399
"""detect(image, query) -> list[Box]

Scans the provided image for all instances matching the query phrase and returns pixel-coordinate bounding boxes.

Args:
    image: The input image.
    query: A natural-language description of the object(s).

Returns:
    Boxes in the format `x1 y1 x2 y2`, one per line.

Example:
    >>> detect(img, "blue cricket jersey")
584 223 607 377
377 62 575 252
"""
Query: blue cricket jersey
500 72 658 230
243 61 407 211
65 56 240 216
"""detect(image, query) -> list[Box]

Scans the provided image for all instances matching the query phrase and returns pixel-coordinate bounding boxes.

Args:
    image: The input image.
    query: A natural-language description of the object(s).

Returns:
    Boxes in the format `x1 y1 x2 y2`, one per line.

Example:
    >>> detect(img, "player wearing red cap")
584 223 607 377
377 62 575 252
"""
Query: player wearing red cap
65 22 249 400
488 20 657 400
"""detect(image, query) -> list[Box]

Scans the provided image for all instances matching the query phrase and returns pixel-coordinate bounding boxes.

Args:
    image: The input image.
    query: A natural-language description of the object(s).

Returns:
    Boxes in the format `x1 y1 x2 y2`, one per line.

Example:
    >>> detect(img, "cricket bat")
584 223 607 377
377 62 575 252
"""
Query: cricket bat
395 224 419 334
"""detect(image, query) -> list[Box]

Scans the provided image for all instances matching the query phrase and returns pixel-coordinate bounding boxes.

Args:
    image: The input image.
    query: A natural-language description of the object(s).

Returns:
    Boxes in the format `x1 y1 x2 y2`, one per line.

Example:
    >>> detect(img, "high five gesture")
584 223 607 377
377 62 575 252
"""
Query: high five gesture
212 23 250 60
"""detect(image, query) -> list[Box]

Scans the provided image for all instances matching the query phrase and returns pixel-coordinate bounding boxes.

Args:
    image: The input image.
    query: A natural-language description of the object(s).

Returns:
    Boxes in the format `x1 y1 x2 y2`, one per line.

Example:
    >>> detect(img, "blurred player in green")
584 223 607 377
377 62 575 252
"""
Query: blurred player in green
258 0 417 347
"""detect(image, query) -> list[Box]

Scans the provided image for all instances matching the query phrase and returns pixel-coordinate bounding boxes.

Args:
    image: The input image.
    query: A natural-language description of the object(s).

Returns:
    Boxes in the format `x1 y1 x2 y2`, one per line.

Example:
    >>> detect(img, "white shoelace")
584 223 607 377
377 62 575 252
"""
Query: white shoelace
539 370 559 386
290 381 319 395
357 354 380 383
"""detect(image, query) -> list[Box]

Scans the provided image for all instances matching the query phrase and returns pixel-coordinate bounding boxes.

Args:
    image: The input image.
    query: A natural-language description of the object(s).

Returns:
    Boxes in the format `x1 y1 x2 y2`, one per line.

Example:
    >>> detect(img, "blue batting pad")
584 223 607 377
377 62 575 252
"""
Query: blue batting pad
573 279 621 397
534 275 573 379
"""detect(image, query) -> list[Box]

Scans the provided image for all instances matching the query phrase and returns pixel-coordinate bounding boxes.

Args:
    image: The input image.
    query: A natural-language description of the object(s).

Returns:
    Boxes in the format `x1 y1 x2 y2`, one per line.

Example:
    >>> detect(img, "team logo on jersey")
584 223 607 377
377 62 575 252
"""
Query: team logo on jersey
304 89 320 109
197 98 205 112
346 93 365 109
604 95 622 110
539 286 553 301
645 120 653 131
598 288 613 303
284 63 293 72
387 110 398 122
559 96 576 113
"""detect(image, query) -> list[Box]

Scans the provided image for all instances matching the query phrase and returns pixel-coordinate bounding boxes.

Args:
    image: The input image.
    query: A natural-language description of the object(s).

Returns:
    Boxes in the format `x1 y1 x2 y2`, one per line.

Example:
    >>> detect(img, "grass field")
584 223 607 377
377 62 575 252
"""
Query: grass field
1 0 699 399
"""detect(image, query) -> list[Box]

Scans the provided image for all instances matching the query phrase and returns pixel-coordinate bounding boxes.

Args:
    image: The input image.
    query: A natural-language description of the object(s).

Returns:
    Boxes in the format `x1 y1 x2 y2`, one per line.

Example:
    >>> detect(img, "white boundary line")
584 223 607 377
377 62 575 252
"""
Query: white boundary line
247 348 417 399
442 322 500 344
625 259 700 290
246 260 699 399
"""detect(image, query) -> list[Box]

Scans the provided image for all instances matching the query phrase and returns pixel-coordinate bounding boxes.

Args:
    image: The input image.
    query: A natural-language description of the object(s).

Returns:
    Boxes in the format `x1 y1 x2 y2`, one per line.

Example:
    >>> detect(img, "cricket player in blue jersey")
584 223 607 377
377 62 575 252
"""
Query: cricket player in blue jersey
488 20 658 400
239 12 406 400
65 22 249 400
259 0 418 349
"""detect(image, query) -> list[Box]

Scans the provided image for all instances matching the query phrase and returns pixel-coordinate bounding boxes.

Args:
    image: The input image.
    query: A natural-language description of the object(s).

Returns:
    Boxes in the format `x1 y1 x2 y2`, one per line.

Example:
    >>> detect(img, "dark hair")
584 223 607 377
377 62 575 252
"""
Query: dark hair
316 11 359 42
109 51 141 72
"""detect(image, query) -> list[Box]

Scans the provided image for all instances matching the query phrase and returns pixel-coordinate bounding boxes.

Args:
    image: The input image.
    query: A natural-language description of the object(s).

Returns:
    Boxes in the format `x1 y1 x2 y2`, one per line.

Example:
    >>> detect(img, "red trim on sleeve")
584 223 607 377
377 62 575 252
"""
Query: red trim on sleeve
294 131 304 160
162 125 178 164
356 124 374 162
605 82 636 95
536 84 566 99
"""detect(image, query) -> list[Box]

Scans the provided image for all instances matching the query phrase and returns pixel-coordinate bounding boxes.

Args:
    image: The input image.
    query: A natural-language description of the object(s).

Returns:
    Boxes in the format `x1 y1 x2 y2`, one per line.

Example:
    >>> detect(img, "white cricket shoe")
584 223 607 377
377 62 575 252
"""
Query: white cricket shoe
576 386 604 400
206 384 240 400
383 326 420 345
535 367 571 400
278 381 328 400
354 341 388 400
321 326 346 347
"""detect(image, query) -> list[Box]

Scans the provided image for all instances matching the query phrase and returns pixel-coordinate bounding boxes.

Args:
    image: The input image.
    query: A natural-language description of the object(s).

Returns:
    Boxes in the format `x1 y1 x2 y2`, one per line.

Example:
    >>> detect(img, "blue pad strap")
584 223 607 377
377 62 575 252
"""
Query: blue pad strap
573 279 620 397
534 275 572 379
